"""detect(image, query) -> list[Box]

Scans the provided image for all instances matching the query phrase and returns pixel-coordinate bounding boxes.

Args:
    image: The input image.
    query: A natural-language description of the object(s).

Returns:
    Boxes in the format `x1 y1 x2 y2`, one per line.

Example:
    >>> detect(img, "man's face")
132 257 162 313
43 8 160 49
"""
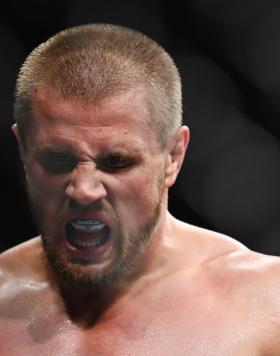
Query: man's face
18 88 170 289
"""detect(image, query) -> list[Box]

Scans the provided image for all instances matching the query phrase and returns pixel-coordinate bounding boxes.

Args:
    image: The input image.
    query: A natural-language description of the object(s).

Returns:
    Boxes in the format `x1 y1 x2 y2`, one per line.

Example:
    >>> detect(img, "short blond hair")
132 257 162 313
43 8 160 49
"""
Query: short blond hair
14 23 182 148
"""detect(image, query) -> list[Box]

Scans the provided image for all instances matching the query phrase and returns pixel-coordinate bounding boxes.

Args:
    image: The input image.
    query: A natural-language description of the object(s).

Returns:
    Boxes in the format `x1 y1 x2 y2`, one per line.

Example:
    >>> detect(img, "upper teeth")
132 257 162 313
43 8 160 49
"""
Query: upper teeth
70 219 105 233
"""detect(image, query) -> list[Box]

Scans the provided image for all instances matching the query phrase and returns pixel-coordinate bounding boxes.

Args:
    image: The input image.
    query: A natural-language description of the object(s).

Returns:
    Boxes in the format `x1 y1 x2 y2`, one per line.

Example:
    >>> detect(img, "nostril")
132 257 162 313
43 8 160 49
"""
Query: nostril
68 198 104 212
65 178 107 207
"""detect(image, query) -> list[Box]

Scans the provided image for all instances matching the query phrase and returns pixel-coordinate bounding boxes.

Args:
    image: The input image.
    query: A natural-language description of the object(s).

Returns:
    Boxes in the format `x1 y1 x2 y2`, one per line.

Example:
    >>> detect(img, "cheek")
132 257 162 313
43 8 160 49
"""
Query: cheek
27 165 66 204
112 169 163 218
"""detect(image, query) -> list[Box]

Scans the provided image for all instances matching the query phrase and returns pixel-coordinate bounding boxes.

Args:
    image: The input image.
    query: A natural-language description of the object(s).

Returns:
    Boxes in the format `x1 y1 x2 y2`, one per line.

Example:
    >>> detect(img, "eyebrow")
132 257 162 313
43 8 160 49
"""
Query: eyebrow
35 144 78 157
35 142 145 158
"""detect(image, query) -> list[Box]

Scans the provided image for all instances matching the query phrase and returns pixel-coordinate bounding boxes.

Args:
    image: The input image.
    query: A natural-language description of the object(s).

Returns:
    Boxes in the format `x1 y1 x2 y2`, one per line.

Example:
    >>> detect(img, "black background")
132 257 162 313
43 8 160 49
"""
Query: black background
1 0 280 255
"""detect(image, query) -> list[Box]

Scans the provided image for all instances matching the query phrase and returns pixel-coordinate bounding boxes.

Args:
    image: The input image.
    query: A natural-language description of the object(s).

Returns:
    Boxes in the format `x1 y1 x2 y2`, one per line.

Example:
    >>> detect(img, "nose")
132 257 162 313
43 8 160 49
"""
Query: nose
65 163 107 206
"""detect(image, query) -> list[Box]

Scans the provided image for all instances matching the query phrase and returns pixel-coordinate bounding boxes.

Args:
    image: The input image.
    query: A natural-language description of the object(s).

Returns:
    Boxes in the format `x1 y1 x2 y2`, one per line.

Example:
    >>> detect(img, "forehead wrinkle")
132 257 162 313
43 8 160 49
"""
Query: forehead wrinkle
33 105 129 129
35 129 148 156
32 86 149 128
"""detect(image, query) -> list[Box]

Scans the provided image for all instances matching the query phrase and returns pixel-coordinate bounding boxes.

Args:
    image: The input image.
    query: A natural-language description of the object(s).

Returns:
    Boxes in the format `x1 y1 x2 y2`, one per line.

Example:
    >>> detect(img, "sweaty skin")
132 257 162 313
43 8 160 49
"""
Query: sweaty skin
1 224 280 356
1 89 280 355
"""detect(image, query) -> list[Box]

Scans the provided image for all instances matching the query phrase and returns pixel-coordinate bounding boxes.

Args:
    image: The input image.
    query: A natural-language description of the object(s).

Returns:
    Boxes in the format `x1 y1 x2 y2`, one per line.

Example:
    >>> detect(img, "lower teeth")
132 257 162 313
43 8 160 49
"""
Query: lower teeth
68 234 105 249
66 222 110 249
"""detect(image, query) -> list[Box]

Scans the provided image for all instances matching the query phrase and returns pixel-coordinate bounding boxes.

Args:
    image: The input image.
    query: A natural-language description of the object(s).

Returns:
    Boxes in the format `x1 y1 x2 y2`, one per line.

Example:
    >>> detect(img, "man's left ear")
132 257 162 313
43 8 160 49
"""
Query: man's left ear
164 126 190 188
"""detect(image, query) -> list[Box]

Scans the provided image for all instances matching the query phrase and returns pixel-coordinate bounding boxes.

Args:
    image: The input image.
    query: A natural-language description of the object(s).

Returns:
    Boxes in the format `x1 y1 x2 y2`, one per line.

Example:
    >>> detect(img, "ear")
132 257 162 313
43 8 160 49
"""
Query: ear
11 123 28 162
164 126 189 188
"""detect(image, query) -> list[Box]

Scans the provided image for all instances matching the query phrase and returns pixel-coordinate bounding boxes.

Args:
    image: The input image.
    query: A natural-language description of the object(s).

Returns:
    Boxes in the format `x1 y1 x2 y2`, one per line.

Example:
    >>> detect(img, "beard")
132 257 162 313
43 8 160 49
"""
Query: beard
27 173 165 291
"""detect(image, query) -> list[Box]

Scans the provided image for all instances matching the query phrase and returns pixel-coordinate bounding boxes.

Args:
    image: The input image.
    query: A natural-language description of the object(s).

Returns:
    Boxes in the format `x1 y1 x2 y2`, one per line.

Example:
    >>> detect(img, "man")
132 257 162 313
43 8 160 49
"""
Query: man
0 23 279 355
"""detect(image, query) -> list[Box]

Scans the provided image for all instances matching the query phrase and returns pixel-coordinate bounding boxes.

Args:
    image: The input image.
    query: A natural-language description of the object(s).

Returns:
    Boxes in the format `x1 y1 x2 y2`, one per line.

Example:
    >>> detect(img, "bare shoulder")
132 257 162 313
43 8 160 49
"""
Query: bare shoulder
0 237 49 308
198 229 280 355
201 229 280 297
0 237 58 322
215 249 280 354
186 223 280 308
176 221 280 354
0 237 46 284
0 239 69 347
175 219 250 264
205 241 280 300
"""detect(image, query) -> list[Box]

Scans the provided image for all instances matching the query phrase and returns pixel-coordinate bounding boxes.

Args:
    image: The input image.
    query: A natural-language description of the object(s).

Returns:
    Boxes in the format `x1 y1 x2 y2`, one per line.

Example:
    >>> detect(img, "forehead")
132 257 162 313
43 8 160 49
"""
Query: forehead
28 87 160 153
32 87 149 126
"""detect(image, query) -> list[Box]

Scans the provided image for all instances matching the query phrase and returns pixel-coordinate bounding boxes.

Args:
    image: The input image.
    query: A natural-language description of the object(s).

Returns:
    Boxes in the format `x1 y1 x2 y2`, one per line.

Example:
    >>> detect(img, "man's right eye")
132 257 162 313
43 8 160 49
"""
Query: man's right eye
39 153 76 174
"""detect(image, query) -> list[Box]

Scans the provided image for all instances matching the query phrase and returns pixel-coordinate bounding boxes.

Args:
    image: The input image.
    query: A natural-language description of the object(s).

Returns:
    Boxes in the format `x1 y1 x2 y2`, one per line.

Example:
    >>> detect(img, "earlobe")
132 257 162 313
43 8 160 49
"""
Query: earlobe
164 126 189 188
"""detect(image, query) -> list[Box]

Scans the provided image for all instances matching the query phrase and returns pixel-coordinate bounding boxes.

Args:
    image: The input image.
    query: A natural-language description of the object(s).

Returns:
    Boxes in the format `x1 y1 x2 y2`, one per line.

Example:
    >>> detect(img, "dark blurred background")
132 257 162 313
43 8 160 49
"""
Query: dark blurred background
1 0 280 255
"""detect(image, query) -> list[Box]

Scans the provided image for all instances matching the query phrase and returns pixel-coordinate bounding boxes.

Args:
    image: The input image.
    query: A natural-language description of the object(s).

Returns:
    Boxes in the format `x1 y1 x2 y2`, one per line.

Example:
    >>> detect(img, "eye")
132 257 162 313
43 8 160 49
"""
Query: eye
100 153 135 171
38 152 76 174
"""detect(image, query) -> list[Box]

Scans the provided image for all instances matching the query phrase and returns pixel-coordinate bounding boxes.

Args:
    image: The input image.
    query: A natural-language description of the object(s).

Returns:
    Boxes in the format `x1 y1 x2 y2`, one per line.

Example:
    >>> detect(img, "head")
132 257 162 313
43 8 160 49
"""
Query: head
14 23 183 150
13 24 189 290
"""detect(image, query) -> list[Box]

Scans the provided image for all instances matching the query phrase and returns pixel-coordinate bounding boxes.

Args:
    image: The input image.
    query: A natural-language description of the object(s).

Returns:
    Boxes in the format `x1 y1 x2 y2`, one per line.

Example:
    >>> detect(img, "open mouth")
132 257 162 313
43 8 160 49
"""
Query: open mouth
65 218 111 250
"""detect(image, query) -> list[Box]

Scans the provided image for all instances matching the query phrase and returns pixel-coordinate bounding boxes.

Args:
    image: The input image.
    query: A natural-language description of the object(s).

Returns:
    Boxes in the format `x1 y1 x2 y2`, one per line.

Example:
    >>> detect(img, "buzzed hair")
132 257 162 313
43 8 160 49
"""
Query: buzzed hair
14 23 182 148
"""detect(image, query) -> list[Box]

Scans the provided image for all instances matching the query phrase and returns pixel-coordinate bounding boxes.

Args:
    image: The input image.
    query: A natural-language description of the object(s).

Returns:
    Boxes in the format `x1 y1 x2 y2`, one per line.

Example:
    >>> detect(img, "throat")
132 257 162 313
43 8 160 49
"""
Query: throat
60 284 125 327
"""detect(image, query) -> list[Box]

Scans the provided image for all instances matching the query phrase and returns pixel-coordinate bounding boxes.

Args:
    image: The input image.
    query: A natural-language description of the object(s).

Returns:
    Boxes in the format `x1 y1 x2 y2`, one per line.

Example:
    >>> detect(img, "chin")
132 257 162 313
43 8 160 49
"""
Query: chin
41 232 125 290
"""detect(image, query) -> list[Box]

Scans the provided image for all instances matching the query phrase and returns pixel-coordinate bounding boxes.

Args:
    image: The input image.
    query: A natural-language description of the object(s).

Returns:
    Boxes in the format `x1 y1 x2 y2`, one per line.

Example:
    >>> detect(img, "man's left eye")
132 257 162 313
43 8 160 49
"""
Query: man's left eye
101 154 134 171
